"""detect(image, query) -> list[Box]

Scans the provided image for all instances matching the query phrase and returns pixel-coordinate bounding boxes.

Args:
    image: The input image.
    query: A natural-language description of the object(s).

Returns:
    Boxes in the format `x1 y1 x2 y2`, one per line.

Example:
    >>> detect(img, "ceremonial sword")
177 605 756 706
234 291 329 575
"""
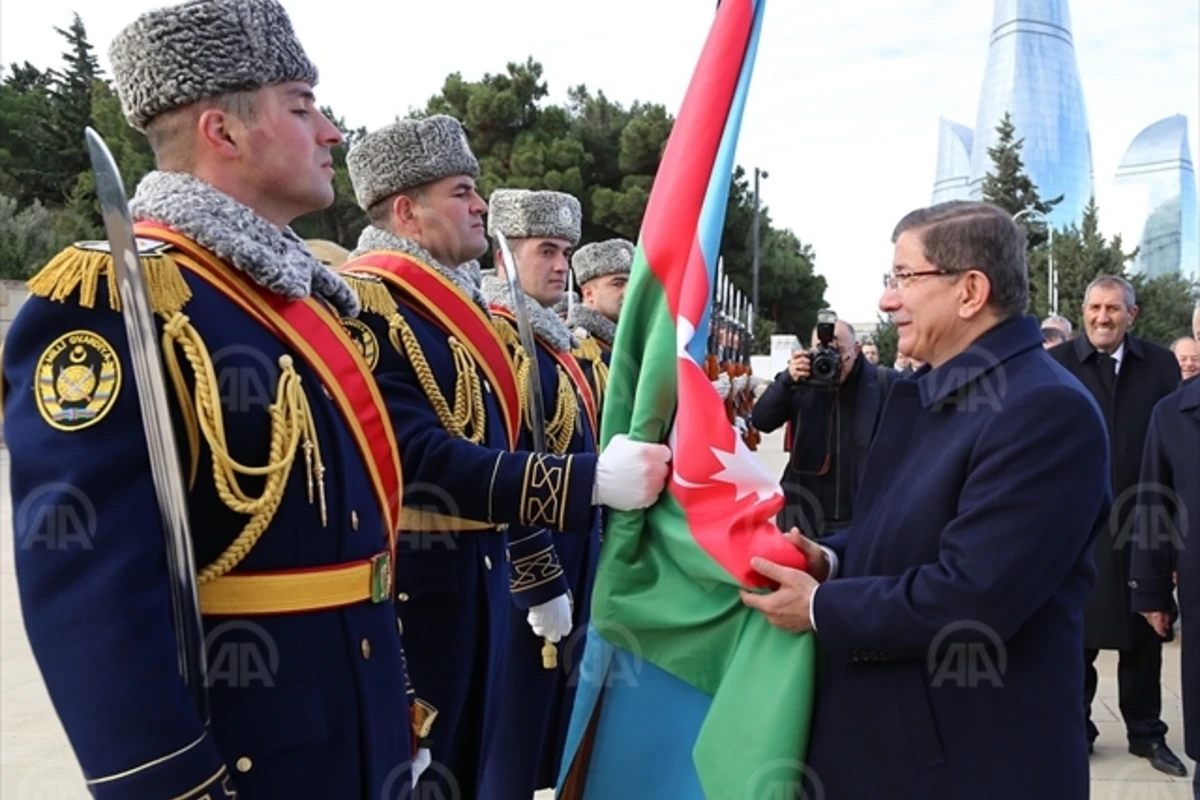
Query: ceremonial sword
85 127 210 723
493 231 560 669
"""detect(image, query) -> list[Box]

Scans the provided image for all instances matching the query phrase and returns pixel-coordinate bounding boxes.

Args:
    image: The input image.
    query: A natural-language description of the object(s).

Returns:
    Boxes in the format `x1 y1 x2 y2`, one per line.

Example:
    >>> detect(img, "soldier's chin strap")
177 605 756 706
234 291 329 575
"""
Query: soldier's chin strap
160 311 327 582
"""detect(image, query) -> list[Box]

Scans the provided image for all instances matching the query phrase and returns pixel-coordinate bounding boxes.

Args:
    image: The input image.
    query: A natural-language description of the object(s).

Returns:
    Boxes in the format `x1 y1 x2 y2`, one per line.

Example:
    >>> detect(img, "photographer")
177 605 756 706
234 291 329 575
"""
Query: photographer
751 314 893 538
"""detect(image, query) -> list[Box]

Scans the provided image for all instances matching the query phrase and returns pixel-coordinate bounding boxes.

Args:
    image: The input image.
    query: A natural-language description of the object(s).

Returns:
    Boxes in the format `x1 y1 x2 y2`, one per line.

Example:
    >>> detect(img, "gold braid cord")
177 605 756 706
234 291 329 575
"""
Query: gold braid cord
572 338 609 410
388 313 486 444
494 320 576 454
161 312 326 584
27 245 324 583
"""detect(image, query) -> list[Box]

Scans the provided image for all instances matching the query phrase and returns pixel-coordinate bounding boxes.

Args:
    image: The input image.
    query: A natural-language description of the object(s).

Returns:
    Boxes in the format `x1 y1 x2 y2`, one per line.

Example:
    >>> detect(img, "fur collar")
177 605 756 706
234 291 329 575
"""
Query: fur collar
480 275 575 352
566 303 616 347
350 226 487 312
129 171 358 316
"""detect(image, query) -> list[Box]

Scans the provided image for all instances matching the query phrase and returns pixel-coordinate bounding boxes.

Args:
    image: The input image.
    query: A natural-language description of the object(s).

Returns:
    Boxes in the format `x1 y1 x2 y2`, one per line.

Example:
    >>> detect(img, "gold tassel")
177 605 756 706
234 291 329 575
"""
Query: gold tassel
27 245 192 317
342 273 400 318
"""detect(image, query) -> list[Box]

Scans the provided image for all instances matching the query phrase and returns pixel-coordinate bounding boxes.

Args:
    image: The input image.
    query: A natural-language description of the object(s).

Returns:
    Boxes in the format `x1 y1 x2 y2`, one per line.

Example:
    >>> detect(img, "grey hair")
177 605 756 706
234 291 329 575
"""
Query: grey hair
1084 275 1136 310
1169 336 1196 353
1041 313 1073 335
892 200 1028 317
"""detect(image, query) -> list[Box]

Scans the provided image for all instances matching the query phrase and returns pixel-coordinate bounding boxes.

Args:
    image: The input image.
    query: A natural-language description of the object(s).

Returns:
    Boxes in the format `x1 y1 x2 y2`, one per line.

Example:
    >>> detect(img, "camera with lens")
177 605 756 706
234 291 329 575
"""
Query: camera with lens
804 309 841 391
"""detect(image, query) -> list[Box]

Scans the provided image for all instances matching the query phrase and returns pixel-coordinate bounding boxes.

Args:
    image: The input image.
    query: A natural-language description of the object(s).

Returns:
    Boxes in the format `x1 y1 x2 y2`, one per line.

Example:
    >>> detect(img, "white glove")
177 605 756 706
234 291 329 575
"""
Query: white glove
734 416 748 435
712 373 732 399
593 433 672 510
412 748 432 787
528 593 573 643
732 374 749 394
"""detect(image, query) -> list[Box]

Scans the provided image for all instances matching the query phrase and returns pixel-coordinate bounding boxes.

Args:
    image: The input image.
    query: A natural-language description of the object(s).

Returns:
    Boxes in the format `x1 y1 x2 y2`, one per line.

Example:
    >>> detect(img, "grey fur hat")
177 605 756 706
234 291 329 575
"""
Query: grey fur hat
572 238 635 285
347 116 479 211
487 189 582 245
109 0 319 131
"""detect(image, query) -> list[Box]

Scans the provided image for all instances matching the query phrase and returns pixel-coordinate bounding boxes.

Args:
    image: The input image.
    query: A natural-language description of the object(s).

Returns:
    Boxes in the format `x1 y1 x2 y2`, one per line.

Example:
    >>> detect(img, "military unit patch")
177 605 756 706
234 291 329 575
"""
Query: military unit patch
341 317 380 371
35 330 122 431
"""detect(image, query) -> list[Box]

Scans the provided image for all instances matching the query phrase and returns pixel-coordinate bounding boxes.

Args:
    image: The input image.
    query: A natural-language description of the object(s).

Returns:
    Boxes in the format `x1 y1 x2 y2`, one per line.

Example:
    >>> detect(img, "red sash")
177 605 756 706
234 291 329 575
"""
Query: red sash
342 253 522 451
490 307 599 445
134 222 403 550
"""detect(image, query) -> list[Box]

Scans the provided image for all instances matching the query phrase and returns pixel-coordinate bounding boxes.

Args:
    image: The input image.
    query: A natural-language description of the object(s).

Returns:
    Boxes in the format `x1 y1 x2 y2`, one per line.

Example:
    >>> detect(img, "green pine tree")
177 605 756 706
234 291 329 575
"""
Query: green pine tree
45 15 102 202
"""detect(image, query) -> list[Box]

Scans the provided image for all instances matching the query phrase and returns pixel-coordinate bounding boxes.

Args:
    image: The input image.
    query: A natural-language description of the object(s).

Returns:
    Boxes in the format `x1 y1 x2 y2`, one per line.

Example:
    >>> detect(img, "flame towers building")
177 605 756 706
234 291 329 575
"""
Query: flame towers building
942 0 1095 227
932 118 975 204
1109 115 1198 280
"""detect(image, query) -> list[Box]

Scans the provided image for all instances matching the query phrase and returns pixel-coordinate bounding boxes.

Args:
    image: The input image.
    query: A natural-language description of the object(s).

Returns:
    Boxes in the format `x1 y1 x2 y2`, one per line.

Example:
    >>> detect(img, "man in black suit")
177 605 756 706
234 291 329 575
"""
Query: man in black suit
1047 275 1185 776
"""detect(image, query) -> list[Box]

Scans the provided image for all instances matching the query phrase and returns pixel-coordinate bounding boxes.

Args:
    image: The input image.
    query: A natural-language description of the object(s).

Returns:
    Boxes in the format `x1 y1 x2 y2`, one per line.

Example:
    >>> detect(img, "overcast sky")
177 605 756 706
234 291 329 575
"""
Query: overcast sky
2 0 1197 325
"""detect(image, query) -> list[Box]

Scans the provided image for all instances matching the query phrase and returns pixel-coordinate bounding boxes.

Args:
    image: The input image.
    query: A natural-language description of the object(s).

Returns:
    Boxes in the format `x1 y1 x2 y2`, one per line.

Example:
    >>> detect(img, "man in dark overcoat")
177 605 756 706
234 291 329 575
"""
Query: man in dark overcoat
1047 276 1185 775
1131 304 1200 798
743 201 1110 800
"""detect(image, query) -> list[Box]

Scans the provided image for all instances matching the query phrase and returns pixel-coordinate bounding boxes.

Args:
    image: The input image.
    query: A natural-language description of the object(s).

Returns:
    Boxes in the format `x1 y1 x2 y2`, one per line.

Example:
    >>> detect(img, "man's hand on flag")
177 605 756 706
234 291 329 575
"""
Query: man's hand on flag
739 533 821 634
593 433 672 510
782 528 831 582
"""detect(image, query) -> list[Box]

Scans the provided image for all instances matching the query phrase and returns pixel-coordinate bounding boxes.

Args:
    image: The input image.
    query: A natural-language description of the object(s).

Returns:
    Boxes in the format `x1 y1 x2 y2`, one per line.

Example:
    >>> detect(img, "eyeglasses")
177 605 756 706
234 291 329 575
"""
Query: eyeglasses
882 269 955 291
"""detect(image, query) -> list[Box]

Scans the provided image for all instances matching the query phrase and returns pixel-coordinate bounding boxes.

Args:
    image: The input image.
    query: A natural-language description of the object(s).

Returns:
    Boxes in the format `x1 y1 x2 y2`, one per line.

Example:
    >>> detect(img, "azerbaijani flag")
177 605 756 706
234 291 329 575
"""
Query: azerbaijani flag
555 1 817 798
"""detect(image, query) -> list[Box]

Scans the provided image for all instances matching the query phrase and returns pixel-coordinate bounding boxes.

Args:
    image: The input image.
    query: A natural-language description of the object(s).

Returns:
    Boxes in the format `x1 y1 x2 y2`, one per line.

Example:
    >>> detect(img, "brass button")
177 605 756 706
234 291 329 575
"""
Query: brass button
397 592 410 603
322 385 333 400
360 638 371 659
484 555 493 571
236 756 253 773
483 380 493 394
351 511 359 530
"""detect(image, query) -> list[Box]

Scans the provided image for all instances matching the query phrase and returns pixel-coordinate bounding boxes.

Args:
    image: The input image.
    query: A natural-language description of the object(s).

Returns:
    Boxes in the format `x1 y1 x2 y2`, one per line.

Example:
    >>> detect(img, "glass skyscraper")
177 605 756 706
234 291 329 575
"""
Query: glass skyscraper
931 118 974 204
1109 114 1199 280
964 0 1094 228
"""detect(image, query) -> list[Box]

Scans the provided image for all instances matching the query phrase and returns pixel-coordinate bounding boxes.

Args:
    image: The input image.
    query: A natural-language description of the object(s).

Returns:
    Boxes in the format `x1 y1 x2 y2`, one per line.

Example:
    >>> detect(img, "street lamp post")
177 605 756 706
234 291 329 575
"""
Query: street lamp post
752 167 768 316
1013 208 1056 314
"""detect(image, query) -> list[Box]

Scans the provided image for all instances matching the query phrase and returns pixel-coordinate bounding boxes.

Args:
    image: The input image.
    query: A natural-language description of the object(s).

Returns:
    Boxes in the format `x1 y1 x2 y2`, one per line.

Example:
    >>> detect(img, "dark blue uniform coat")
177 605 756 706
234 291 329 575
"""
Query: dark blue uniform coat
481 329 603 800
343 268 596 798
1130 376 1200 761
805 315 1110 800
3 241 413 798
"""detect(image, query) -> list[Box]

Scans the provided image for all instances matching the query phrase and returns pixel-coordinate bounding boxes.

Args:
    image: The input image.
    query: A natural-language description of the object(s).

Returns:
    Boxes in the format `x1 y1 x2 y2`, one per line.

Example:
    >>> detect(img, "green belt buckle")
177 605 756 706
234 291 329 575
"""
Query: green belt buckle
370 552 391 604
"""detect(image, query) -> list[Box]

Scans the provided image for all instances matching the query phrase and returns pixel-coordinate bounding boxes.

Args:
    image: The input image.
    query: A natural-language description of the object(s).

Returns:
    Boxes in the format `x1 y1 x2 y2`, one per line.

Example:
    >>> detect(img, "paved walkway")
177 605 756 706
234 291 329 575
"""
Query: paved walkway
1 439 1194 797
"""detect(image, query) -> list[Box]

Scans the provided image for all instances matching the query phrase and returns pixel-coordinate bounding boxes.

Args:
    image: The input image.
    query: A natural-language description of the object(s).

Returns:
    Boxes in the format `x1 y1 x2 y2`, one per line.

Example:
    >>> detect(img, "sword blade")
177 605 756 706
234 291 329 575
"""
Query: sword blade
494 231 548 454
85 127 210 723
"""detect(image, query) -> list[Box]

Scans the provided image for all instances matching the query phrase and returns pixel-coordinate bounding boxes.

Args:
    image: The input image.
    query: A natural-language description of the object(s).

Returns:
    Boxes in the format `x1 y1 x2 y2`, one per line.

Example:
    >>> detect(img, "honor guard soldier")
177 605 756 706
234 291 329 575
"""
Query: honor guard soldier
479 189 607 798
1 0 424 796
339 117 669 797
567 238 633 418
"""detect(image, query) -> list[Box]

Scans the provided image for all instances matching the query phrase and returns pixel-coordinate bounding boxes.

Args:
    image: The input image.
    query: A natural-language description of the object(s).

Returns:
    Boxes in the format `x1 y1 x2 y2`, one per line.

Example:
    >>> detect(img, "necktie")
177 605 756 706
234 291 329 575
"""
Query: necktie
1096 352 1117 392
